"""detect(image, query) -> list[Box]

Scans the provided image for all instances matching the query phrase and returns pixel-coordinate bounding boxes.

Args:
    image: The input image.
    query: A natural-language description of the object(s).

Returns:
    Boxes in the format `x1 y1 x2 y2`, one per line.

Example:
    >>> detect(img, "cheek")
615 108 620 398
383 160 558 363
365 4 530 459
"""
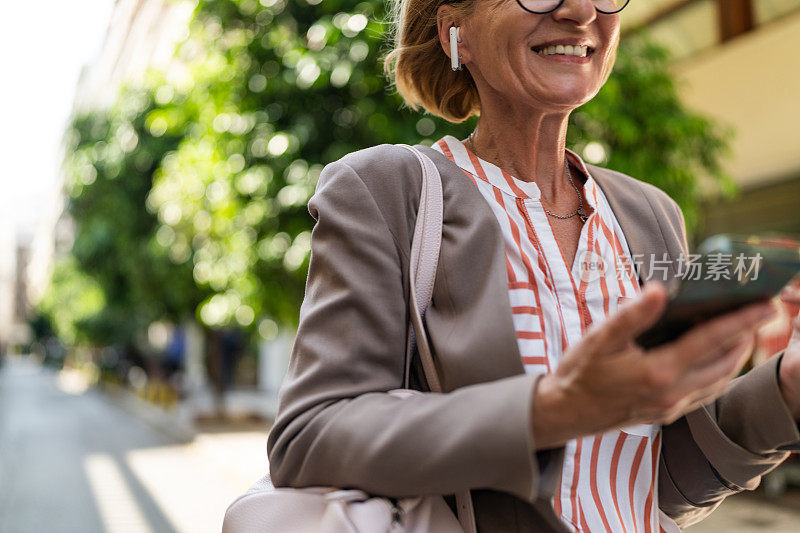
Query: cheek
507 48 545 92
601 23 621 66
480 36 524 76
598 43 619 82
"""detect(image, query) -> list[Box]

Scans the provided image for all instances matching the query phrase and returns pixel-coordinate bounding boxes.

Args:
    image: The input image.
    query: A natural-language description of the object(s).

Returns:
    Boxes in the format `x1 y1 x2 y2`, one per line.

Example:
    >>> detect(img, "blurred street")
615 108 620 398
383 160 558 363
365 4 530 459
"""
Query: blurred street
684 491 800 533
0 355 268 533
3 355 800 533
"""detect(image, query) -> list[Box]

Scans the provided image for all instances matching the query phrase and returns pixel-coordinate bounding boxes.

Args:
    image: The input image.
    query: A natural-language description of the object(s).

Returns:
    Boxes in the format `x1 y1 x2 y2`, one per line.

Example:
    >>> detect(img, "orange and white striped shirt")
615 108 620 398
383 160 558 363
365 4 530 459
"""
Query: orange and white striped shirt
433 135 680 533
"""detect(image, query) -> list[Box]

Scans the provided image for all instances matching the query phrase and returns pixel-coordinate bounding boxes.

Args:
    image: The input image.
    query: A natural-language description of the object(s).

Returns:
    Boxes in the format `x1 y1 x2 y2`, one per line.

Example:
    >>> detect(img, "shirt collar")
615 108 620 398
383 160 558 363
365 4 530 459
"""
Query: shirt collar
433 134 599 209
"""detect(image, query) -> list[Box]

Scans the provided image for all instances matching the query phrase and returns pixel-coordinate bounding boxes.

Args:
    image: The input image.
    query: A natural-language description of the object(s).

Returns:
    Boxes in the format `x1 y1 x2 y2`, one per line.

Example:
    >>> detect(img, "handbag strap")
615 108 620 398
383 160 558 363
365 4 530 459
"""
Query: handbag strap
396 144 477 533
398 144 444 393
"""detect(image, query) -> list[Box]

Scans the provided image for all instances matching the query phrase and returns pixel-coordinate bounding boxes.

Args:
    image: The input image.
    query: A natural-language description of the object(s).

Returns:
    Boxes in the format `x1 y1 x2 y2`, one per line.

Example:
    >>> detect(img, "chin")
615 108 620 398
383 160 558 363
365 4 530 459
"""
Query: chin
523 72 601 106
529 87 596 110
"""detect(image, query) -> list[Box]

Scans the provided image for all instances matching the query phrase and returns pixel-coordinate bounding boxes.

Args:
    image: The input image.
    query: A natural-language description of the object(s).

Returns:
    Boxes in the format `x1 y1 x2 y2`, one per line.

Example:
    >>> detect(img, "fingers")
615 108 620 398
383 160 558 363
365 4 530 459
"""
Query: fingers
670 334 755 422
780 284 800 342
780 284 800 305
647 332 755 425
587 282 668 355
790 314 800 343
678 331 754 397
654 300 776 369
641 303 771 423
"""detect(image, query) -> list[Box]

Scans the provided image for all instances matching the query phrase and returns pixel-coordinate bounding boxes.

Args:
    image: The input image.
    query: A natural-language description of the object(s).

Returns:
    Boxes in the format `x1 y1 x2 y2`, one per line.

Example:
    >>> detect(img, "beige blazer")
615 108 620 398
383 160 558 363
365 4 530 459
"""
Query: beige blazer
267 144 800 531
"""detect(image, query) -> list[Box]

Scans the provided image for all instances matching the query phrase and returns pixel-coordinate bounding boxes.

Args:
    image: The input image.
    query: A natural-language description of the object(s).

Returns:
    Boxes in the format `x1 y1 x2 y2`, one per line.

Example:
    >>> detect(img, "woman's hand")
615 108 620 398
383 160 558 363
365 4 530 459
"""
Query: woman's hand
777 284 800 420
531 283 777 450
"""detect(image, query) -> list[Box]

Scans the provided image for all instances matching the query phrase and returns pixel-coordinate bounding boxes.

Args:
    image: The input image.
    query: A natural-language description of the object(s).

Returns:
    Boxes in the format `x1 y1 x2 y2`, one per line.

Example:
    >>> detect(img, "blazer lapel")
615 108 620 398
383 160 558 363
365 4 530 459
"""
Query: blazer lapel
589 165 678 285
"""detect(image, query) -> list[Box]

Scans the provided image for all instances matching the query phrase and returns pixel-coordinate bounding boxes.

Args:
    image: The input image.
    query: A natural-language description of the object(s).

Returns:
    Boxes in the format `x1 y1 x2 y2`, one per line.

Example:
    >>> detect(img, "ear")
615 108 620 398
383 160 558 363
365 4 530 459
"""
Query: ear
436 5 471 65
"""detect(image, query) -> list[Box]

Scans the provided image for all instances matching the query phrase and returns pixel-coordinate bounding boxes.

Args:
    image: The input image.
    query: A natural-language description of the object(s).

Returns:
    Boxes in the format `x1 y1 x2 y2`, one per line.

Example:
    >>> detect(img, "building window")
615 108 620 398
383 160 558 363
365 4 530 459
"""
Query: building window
718 0 755 41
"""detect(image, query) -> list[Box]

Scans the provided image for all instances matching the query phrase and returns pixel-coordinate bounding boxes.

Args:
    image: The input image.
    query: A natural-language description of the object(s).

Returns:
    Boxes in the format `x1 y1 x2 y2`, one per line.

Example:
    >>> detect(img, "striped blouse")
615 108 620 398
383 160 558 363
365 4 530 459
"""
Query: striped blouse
433 135 680 533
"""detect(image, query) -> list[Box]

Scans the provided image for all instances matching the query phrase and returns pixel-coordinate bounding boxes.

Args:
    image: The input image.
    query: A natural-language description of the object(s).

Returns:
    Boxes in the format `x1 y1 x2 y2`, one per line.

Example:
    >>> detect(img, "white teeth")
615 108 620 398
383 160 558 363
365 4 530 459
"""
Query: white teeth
536 44 589 57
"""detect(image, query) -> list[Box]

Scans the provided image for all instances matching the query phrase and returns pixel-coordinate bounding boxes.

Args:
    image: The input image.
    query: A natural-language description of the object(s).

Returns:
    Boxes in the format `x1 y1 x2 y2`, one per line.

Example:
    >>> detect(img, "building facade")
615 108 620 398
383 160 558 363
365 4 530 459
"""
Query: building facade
622 0 800 239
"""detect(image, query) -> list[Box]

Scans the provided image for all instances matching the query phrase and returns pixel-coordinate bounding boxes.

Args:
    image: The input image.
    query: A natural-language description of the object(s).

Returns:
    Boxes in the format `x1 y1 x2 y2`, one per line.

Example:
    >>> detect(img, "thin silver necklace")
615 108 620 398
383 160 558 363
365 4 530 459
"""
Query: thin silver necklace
466 132 588 223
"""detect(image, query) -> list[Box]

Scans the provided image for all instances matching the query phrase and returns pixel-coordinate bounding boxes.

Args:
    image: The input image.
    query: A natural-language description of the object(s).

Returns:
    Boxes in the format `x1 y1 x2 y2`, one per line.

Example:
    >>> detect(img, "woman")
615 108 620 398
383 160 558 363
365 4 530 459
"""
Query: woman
267 0 800 531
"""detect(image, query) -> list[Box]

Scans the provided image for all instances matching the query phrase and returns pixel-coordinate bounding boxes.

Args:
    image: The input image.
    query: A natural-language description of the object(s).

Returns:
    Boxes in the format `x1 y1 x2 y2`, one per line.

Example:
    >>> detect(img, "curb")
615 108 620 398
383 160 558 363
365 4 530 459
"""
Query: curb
100 382 197 443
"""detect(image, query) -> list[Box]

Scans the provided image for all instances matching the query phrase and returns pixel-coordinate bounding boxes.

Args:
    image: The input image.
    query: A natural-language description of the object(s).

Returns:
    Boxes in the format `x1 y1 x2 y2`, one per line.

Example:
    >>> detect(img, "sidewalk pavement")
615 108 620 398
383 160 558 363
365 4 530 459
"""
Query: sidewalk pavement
5 355 798 532
685 488 800 532
0 356 270 533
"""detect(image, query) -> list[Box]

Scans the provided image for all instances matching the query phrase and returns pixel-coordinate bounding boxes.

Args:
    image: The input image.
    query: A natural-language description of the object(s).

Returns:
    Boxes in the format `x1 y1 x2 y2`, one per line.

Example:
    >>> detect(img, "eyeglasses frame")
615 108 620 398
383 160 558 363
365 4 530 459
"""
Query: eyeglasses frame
514 0 631 15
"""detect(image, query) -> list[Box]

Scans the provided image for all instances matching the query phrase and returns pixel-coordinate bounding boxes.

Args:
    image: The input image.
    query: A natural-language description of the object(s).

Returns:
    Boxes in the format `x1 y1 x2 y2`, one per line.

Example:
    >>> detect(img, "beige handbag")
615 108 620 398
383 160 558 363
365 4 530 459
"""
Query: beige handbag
222 145 477 532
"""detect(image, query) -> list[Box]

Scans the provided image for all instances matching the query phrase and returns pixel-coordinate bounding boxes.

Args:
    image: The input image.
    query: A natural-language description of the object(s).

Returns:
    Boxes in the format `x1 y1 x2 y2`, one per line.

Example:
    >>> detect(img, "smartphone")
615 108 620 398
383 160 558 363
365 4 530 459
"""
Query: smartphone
634 234 800 350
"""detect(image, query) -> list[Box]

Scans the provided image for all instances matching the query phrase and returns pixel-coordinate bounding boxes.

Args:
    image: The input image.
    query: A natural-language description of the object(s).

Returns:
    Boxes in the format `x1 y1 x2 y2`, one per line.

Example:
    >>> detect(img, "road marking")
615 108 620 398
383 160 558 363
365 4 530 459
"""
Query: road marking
84 453 153 533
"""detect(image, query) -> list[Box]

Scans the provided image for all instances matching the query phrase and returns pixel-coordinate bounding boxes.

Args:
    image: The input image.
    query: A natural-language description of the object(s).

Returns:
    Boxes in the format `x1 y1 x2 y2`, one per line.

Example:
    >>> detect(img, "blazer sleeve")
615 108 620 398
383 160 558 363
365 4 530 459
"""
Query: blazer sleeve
657 201 800 527
266 158 548 502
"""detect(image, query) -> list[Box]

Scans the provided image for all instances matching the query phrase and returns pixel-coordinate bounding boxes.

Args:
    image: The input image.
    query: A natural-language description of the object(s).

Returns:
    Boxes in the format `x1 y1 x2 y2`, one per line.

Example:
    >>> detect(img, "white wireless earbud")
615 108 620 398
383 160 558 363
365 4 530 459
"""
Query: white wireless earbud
449 26 462 71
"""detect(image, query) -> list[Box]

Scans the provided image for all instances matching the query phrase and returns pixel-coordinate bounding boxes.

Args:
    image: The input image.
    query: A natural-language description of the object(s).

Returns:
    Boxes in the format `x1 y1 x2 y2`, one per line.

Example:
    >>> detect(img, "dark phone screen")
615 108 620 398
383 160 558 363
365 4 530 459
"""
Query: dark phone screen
635 234 800 350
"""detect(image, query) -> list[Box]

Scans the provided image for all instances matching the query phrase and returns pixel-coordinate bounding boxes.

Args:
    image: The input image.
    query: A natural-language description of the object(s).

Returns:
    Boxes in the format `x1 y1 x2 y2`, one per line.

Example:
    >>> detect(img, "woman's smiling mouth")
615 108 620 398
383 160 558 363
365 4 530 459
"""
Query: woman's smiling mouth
531 42 595 63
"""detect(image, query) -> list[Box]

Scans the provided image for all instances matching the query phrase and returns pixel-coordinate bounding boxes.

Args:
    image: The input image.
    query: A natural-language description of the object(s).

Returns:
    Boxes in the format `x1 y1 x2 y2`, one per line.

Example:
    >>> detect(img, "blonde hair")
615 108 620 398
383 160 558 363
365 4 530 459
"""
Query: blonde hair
382 1 620 123
383 0 480 123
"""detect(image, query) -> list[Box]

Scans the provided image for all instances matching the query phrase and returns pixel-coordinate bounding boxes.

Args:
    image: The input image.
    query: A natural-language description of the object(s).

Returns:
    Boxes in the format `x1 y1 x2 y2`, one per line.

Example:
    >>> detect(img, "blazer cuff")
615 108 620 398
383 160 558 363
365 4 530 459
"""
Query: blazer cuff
716 353 800 453
510 373 553 502
530 373 566 500
684 354 799 490
658 439 724 528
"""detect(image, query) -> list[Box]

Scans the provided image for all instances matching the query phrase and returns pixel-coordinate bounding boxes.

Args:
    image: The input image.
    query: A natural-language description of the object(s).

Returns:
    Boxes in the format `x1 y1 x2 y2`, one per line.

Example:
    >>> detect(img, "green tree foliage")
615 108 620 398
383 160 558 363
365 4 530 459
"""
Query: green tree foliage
46 88 207 347
147 0 468 332
38 256 105 345
43 0 732 348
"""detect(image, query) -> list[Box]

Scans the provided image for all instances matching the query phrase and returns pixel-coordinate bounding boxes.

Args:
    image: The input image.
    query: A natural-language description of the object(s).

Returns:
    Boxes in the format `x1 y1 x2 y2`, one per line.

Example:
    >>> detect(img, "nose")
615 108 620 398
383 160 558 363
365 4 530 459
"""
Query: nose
551 0 597 27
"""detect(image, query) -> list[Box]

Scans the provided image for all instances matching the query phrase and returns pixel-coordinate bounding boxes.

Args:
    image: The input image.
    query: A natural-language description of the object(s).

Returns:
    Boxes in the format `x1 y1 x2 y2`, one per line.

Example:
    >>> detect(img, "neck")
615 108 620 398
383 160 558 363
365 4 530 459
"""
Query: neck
469 96 575 201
